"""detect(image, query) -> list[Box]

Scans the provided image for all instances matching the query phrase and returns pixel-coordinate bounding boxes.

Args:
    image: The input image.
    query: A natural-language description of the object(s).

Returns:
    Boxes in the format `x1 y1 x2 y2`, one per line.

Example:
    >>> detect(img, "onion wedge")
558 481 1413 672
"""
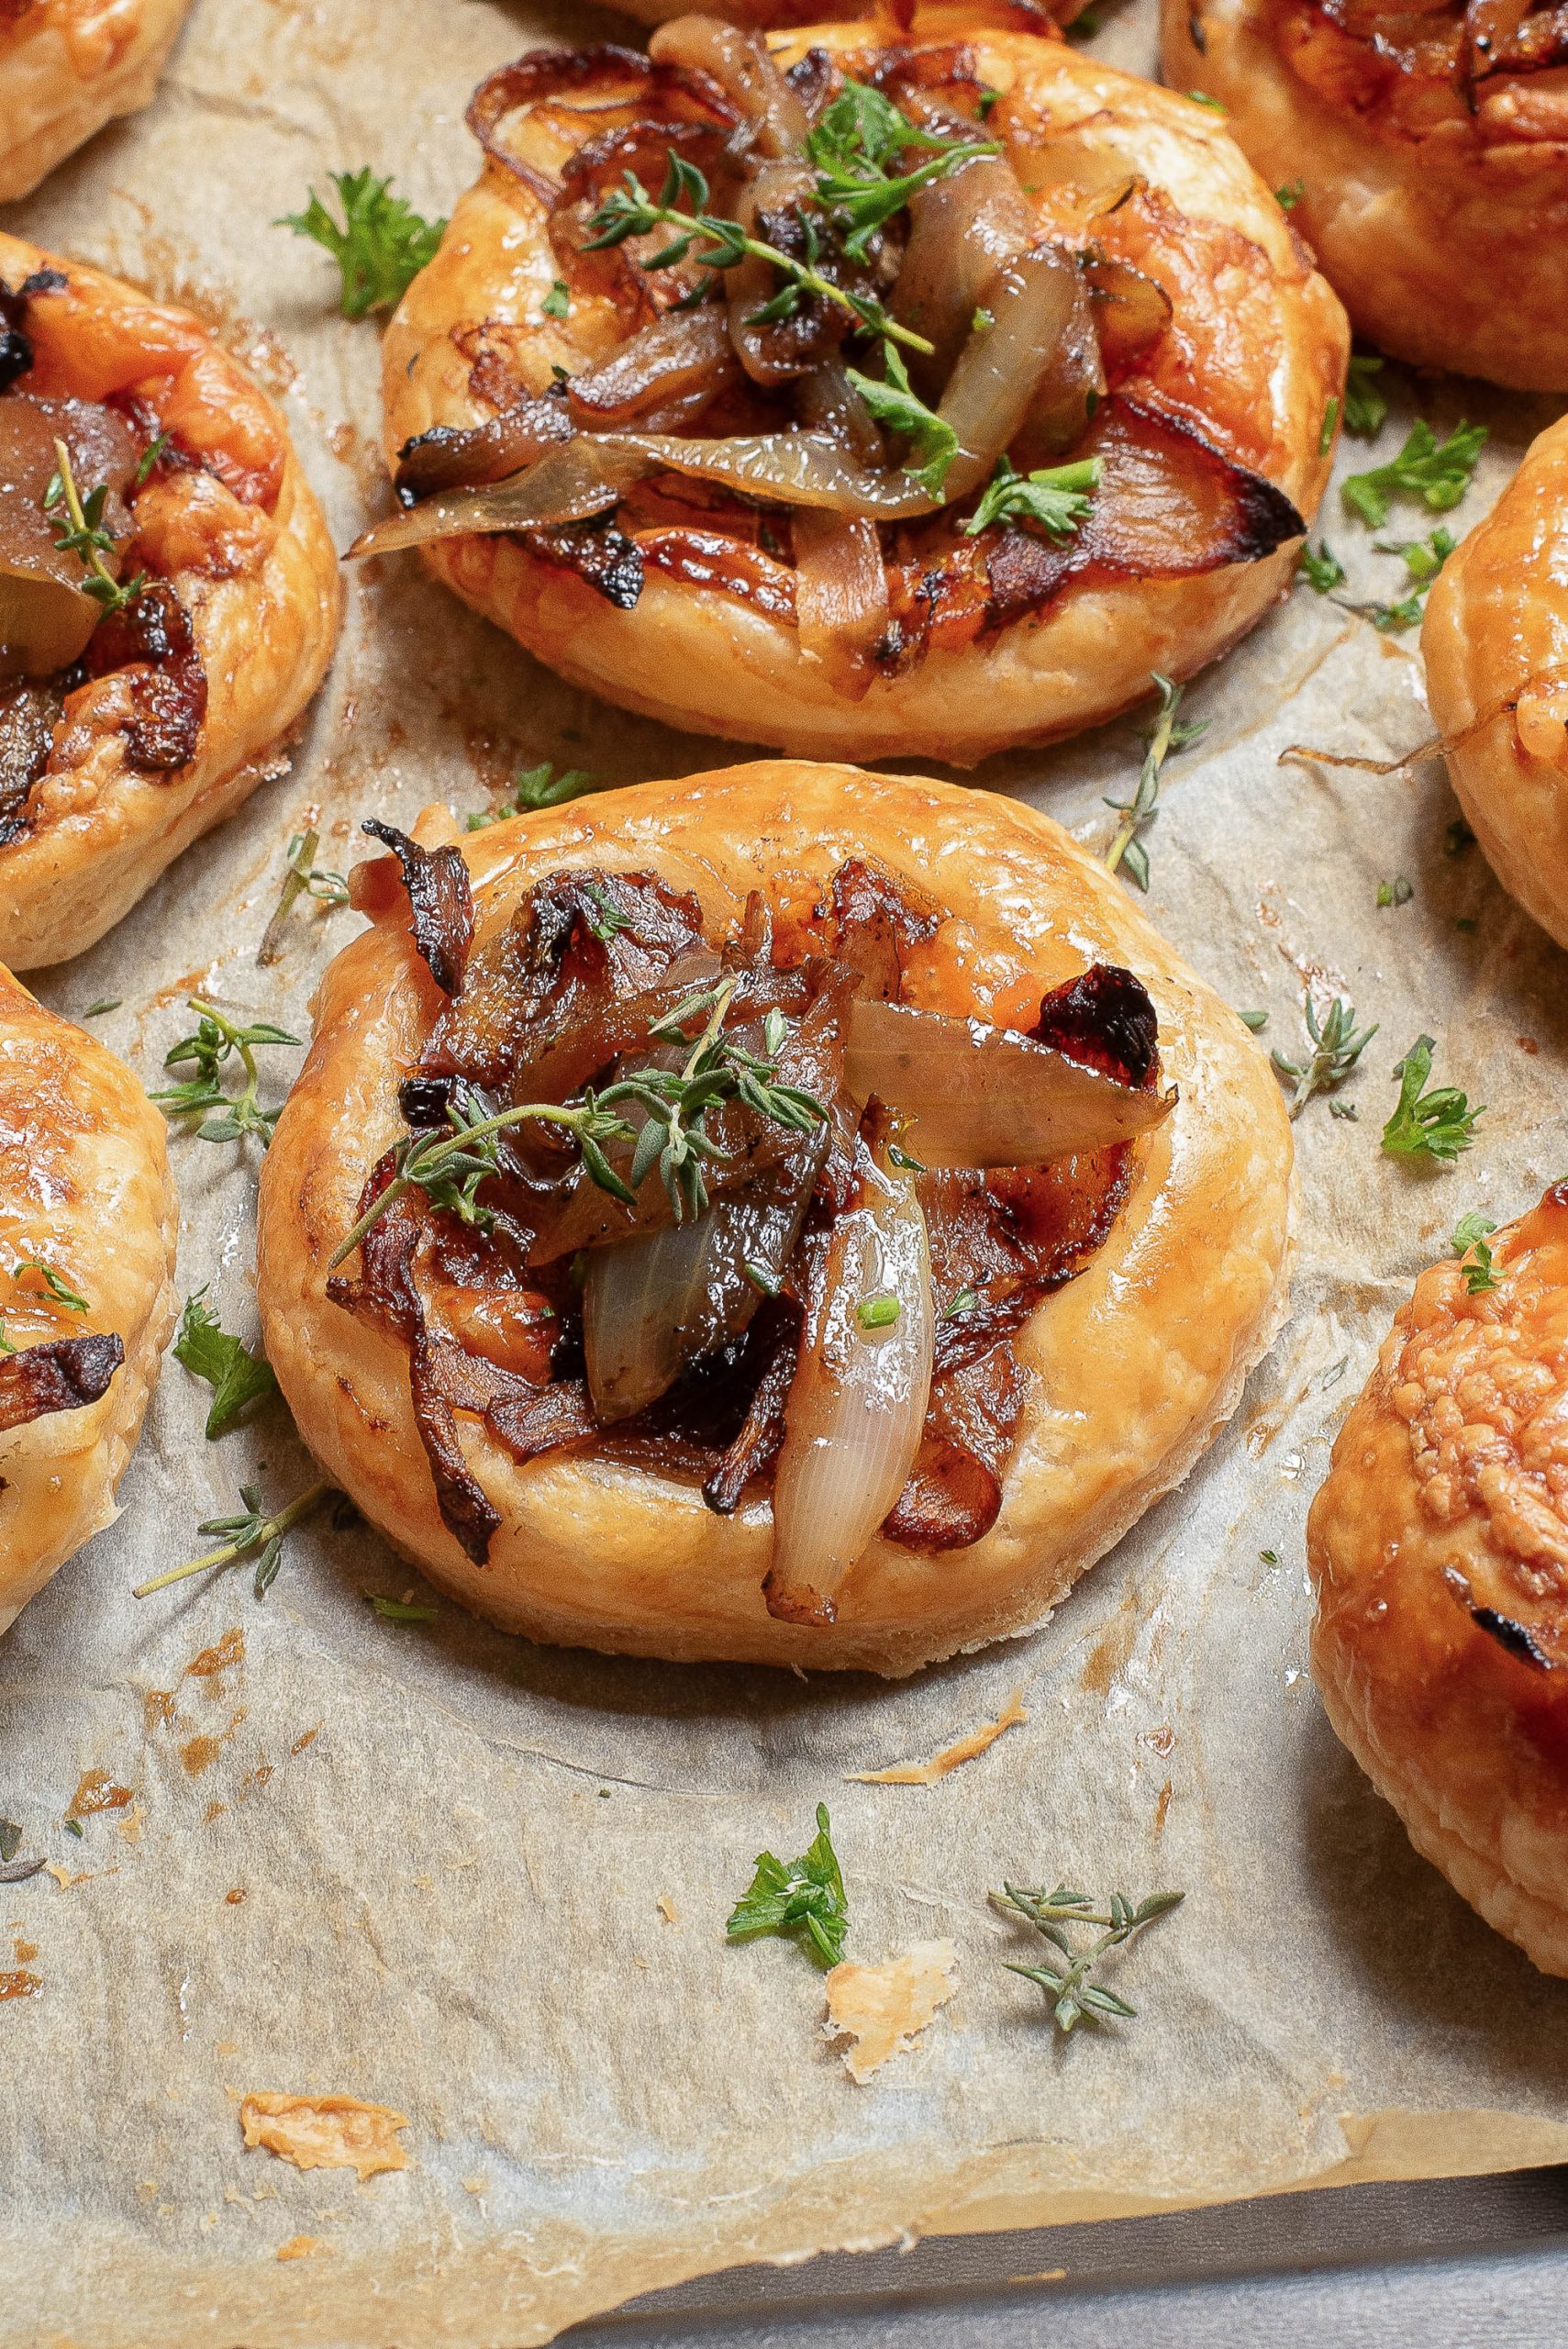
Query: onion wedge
765 1151 934 1626
844 996 1173 1166
348 439 654 559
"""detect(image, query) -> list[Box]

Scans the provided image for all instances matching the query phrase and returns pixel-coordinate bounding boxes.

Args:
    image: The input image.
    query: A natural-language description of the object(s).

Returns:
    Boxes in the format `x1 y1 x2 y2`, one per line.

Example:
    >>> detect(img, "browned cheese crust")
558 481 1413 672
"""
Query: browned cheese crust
0 962 178 1631
256 761 1296 1675
1423 411 1568 953
1307 1186 1568 1974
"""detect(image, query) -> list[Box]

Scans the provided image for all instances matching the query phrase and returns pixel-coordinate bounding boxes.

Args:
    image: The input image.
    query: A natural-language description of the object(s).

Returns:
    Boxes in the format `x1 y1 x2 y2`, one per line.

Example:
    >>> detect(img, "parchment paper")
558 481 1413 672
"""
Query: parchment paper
2 1 1566 2342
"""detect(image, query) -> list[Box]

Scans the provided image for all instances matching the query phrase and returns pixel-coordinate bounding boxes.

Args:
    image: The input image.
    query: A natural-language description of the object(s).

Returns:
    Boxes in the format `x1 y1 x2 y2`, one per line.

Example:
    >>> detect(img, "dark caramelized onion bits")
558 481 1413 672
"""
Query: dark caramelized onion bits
984 395 1304 631
395 393 573 502
0 1331 124 1431
1031 959 1159 1088
883 1341 1021 1550
81 580 207 772
0 678 61 845
824 855 940 1001
0 279 32 394
702 1295 804 1513
568 306 740 433
360 818 475 997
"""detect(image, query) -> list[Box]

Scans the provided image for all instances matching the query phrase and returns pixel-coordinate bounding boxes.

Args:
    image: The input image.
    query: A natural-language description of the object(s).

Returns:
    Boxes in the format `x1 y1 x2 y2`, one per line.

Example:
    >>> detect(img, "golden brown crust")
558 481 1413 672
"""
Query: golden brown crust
0 963 178 1632
1164 0 1568 389
1307 1186 1568 1975
256 760 1296 1675
377 22 1346 765
0 230 342 973
0 0 193 201
1422 414 1568 952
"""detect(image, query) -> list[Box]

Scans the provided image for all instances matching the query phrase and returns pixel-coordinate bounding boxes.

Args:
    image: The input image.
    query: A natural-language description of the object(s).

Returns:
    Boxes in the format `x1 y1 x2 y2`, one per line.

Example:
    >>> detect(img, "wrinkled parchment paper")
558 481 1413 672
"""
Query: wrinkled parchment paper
3 1 1567 2341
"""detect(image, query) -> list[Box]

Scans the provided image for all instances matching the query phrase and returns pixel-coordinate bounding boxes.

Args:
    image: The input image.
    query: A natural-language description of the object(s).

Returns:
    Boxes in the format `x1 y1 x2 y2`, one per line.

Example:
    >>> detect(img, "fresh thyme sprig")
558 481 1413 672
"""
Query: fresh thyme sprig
150 999 303 1146
132 1478 332 1601
45 440 144 617
256 827 350 966
1381 1035 1483 1163
1104 674 1207 890
584 150 937 354
1451 1209 1499 1295
1272 995 1377 1119
727 1802 849 1971
992 1881 1184 2035
329 986 828 1268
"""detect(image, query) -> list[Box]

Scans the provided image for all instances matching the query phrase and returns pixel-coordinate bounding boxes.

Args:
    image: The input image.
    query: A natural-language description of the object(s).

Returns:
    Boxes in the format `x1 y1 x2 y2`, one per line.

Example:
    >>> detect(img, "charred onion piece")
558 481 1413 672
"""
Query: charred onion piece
0 1331 124 1431
567 303 740 430
359 819 474 996
395 395 573 501
843 996 1173 1165
765 1145 934 1626
350 439 655 558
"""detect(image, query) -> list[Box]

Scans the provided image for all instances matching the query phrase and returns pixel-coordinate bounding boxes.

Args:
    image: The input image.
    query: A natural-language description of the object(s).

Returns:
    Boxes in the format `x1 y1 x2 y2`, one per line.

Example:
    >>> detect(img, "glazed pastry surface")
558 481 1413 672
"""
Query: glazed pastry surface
1307 1186 1568 1974
0 963 177 1632
1423 413 1568 953
256 760 1296 1675
0 232 341 972
379 19 1345 763
0 0 193 201
1163 0 1568 388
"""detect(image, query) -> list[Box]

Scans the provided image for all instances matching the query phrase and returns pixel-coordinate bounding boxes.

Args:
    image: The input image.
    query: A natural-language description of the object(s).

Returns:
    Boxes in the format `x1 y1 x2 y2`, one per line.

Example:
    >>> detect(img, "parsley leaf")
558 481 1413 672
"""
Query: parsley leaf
173 1289 278 1439
1381 1035 1483 1163
805 80 998 260
279 169 446 320
1342 420 1485 529
1451 1210 1499 1294
541 278 570 320
1275 179 1305 210
726 1801 849 1970
1368 525 1455 631
965 454 1102 540
467 761 602 829
1342 354 1388 438
846 341 958 496
1300 540 1344 594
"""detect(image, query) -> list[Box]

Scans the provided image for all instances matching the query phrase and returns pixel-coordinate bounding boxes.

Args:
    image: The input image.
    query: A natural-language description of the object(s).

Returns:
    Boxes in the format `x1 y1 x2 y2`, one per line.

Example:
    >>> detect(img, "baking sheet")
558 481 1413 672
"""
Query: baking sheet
2 0 1567 2342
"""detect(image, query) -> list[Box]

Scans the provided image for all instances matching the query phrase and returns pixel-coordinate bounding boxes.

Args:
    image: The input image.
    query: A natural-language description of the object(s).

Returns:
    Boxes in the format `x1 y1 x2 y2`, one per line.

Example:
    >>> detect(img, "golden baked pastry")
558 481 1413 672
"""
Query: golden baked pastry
1163 0 1568 389
0 0 193 202
362 16 1346 764
1423 414 1568 952
1307 1185 1568 1975
255 761 1296 1675
0 232 341 973
0 963 177 1633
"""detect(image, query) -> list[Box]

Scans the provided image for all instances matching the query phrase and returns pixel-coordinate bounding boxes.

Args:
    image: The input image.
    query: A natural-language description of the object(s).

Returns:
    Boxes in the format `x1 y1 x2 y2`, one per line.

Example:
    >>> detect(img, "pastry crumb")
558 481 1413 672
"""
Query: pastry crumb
823 1942 958 2083
846 1691 1028 1784
239 2093 412 2181
276 2234 333 2261
656 1894 679 1924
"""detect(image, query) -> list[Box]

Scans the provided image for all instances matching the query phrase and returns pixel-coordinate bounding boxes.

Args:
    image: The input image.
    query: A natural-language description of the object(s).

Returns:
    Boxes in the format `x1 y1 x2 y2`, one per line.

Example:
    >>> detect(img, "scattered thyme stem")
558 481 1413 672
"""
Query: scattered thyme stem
328 1101 607 1270
132 1479 332 1598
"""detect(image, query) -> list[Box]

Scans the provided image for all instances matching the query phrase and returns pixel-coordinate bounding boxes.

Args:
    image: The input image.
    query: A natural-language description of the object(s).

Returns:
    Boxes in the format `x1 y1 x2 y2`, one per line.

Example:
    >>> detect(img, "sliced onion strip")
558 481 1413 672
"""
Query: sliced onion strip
764 1152 934 1626
844 996 1173 1165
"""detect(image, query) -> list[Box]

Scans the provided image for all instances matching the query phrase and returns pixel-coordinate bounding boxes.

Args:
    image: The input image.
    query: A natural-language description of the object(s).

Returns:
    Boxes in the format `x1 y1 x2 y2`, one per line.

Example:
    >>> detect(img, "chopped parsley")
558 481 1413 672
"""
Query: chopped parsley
173 1290 278 1439
727 1802 849 1970
1342 355 1388 438
845 340 958 496
279 168 446 320
1342 420 1485 529
1381 1035 1483 1163
1451 1210 1499 1295
1300 540 1344 595
966 454 1102 540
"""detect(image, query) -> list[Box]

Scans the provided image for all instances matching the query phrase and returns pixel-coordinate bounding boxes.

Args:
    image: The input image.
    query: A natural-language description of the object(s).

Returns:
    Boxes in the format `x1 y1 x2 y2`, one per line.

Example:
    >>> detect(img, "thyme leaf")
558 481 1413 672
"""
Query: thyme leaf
45 439 144 616
1272 995 1377 1119
993 1880 1184 2035
1104 673 1207 891
257 826 350 966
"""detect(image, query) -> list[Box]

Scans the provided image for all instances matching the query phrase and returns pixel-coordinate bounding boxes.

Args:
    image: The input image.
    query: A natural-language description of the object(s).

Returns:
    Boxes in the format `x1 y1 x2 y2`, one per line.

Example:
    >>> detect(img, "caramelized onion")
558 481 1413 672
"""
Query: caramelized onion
844 997 1173 1164
349 438 654 558
936 244 1082 503
648 17 808 156
764 1150 935 1626
727 160 825 384
792 508 889 682
891 155 1034 395
395 396 573 500
568 305 740 430
0 393 133 680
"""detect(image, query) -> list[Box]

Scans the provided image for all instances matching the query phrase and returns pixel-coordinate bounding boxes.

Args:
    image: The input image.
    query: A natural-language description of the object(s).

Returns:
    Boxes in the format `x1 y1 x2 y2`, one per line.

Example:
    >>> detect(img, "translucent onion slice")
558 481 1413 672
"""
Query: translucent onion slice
793 507 888 682
0 566 101 683
844 996 1173 1166
348 439 654 558
936 243 1082 503
891 155 1034 395
649 16 808 156
764 1152 934 1627
583 1169 814 1422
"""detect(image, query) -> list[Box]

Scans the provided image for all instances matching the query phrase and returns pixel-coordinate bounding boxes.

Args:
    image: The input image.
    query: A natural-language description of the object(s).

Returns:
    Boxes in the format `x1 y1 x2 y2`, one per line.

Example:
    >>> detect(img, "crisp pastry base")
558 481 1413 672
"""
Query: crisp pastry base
379 23 1345 765
256 761 1296 1675
1307 1186 1568 1976
0 0 193 202
1423 413 1568 953
0 964 178 1632
1163 0 1568 390
0 230 342 974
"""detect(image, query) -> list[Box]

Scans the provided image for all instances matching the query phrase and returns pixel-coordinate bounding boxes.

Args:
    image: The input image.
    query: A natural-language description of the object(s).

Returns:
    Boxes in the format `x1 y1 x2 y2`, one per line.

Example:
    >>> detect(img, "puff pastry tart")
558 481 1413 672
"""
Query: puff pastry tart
362 15 1346 764
0 234 341 973
1307 1185 1568 1975
1422 414 1568 953
256 762 1295 1675
1164 0 1568 389
0 0 193 202
0 963 177 1633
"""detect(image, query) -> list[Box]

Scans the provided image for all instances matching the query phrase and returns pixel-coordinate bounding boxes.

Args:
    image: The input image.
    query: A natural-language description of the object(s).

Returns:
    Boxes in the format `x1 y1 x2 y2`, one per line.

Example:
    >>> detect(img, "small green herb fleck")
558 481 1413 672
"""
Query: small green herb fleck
1319 395 1340 456
857 1294 901 1330
16 1262 88 1313
992 1880 1184 2035
1451 1210 1499 1295
1272 996 1377 1119
541 278 571 319
1300 540 1344 595
1105 674 1207 892
467 761 603 829
257 827 350 966
1376 875 1413 908
1259 1549 1280 1566
134 430 172 489
279 168 445 319
82 997 121 1018
1343 419 1485 529
727 1802 848 1970
173 1290 278 1439
1382 1036 1482 1163
63 1817 84 1840
1342 355 1388 439
366 1593 439 1623
1275 179 1305 211
941 1286 980 1319
1238 1008 1270 1032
